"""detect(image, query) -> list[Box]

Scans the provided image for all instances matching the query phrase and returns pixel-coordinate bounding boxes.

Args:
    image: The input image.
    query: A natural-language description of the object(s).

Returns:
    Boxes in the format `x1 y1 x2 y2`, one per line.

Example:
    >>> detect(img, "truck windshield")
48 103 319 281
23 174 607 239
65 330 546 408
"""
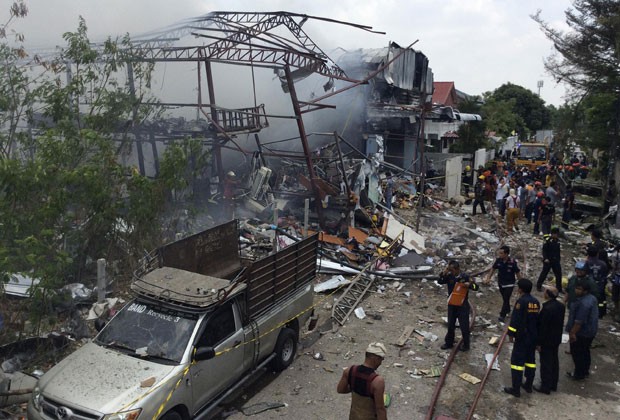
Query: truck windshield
518 145 547 160
95 301 197 363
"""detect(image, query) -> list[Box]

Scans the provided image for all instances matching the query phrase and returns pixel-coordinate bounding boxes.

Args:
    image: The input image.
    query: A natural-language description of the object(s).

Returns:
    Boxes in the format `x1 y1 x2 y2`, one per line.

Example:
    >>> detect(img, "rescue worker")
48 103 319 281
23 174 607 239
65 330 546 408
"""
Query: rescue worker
337 342 388 420
504 279 540 397
565 279 598 380
587 229 611 269
565 261 599 309
585 246 608 318
438 261 479 352
472 175 487 215
538 196 555 236
486 245 523 323
536 226 562 293
535 286 565 394
463 165 472 196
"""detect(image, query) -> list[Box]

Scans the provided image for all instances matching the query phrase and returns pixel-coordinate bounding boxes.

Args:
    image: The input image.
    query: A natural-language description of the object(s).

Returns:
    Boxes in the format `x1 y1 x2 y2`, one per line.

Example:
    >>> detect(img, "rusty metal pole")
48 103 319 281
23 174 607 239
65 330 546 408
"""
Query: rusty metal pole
205 61 225 189
284 64 325 227
416 108 426 232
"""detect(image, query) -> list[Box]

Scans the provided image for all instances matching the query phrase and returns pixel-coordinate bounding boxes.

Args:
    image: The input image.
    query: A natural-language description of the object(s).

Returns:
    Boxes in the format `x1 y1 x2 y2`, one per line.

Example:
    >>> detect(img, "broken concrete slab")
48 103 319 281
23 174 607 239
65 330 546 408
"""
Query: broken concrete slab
314 275 351 293
385 215 425 253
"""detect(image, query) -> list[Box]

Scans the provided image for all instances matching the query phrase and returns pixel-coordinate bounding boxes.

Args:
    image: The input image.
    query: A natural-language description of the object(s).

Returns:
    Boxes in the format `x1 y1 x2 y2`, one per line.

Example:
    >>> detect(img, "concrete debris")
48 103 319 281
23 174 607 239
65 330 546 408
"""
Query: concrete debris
314 275 351 293
484 354 501 371
354 307 366 319
413 329 438 342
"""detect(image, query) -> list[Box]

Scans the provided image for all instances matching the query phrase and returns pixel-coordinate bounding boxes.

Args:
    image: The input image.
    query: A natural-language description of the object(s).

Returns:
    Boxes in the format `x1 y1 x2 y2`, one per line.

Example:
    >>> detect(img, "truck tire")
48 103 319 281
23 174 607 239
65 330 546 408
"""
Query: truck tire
160 411 182 420
271 327 297 372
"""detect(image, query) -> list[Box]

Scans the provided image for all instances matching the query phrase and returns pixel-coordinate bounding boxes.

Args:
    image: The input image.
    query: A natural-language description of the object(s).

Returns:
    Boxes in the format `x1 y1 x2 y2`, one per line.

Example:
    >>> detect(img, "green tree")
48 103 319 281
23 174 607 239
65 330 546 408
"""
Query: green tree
533 0 620 223
485 83 551 139
449 97 489 153
0 16 211 332
480 95 525 140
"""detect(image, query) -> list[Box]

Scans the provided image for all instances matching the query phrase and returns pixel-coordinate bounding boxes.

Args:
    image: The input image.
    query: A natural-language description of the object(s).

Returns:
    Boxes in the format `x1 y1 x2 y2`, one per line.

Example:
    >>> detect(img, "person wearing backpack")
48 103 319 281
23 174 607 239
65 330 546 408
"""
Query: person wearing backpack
506 188 520 232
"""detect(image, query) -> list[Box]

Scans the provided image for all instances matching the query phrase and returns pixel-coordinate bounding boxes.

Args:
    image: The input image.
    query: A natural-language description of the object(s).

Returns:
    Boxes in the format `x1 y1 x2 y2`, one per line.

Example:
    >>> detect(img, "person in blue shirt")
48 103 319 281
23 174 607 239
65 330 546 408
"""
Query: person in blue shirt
565 279 599 380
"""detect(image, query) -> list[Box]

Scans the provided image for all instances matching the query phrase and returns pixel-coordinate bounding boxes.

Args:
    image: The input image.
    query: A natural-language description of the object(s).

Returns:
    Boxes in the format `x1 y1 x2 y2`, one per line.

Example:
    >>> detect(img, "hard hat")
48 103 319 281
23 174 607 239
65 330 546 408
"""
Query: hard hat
478 175 485 180
372 215 378 222
227 171 236 177
575 260 587 270
536 191 544 197
534 181 542 186
465 165 471 171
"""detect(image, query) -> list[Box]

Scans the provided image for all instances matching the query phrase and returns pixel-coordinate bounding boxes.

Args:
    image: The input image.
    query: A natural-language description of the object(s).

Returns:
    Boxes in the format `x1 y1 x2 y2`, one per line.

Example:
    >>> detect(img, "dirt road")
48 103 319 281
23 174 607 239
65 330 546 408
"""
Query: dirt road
222 210 620 420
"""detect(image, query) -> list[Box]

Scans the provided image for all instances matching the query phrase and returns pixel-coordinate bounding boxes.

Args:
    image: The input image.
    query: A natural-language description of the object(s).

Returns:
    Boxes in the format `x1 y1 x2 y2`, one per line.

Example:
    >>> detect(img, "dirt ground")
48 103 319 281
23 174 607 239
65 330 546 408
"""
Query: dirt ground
6 204 620 419
220 206 620 420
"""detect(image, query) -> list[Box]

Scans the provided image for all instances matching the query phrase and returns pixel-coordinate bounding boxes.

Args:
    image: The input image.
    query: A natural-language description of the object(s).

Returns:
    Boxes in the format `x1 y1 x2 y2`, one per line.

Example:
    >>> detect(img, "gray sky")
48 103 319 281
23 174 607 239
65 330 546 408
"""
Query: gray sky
10 0 573 106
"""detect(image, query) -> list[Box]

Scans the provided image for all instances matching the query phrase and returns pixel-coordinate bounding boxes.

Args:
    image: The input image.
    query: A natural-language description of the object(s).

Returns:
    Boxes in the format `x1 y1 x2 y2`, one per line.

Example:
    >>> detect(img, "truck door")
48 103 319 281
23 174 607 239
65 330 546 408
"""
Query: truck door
191 299 245 411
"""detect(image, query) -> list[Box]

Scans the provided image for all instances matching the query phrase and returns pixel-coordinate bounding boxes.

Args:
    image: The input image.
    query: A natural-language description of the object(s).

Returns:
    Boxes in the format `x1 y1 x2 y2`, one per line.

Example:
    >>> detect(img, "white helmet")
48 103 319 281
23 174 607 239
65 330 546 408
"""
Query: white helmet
227 171 236 177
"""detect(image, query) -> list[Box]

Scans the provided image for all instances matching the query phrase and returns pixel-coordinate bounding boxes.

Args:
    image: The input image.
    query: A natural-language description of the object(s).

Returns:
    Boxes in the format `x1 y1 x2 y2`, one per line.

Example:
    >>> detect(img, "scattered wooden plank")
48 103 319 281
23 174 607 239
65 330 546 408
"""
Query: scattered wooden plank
396 325 415 346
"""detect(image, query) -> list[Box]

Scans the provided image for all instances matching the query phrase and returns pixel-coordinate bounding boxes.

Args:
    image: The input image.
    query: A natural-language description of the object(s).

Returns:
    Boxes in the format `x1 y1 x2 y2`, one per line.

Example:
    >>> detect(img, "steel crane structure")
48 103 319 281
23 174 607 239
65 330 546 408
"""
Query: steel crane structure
122 11 385 225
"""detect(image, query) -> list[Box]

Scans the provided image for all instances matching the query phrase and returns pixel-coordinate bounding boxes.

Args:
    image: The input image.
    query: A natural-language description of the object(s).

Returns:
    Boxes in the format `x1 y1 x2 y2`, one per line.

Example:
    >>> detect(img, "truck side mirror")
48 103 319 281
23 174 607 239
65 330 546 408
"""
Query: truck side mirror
194 346 216 361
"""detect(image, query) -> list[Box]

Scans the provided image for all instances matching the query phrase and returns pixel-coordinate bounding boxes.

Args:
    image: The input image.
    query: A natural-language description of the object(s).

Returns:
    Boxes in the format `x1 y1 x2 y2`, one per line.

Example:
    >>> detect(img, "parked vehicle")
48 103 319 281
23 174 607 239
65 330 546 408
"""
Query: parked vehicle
514 142 550 170
28 220 318 420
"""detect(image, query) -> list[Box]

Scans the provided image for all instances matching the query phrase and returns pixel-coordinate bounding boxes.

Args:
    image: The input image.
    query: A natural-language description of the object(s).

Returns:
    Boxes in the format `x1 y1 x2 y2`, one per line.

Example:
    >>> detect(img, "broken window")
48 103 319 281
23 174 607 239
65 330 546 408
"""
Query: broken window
95 301 197 363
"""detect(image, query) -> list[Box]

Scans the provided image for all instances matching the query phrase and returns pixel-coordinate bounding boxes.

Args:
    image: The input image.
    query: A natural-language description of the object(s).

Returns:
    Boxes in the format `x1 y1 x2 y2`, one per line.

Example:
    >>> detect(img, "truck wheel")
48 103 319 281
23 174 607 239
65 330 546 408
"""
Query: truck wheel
160 411 182 420
271 327 297 372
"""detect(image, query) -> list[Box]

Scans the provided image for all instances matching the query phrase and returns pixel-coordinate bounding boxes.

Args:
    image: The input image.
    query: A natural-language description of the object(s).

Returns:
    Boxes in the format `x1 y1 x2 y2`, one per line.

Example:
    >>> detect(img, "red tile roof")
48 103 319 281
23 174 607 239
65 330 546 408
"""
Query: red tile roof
433 82 457 107
442 130 459 138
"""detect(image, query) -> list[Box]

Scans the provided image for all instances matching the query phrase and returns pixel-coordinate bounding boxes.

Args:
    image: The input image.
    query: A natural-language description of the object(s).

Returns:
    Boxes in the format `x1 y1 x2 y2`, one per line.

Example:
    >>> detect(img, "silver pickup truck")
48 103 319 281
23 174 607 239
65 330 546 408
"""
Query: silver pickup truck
28 220 318 420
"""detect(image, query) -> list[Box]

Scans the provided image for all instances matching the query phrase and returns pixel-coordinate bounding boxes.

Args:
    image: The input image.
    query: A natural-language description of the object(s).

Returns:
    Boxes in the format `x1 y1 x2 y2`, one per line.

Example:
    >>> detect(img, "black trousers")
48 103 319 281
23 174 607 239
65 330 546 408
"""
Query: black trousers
445 303 470 347
511 339 537 390
472 199 486 215
570 335 594 379
541 217 552 235
537 261 563 291
539 344 560 391
499 285 514 318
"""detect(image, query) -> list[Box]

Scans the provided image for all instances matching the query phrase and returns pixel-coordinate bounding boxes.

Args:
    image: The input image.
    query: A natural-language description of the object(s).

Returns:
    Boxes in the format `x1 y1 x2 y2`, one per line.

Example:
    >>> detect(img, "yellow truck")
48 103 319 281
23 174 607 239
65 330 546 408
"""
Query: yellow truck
514 142 549 170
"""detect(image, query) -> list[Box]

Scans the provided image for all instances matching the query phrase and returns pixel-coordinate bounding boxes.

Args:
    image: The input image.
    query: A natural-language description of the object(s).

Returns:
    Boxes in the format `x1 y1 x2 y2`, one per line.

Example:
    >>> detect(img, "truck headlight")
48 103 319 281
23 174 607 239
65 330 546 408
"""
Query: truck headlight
103 409 142 420
31 386 42 410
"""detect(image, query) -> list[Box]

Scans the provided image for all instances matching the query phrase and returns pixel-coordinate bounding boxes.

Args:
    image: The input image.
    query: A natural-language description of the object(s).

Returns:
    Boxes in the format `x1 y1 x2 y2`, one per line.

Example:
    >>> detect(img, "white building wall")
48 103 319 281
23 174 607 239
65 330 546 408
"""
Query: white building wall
445 156 463 199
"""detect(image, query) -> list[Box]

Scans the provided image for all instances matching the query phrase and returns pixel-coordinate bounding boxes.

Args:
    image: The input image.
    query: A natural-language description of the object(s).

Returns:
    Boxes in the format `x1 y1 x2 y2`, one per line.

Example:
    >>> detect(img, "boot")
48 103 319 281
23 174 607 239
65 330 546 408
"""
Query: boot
505 369 522 397
522 375 534 393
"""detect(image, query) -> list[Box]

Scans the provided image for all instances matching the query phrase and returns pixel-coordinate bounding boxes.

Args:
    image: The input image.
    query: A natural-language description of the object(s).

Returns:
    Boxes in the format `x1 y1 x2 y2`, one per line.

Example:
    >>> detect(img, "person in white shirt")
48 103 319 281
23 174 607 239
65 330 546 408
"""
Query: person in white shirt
496 177 509 217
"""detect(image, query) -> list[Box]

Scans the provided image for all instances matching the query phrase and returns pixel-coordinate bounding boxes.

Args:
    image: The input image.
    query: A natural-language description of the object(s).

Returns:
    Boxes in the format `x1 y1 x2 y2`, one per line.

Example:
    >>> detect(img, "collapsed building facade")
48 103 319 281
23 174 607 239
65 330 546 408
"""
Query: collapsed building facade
24 12 438 229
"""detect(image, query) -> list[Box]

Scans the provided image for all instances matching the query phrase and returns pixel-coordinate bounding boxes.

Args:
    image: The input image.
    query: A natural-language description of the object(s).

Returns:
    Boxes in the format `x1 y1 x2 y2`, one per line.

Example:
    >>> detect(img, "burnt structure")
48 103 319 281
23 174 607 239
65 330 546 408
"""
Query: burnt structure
337 43 434 172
